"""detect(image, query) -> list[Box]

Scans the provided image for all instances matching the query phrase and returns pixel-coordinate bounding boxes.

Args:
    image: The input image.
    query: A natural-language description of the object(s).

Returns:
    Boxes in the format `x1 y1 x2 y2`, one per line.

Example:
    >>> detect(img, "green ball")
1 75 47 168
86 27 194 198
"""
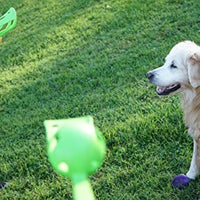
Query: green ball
44 116 106 183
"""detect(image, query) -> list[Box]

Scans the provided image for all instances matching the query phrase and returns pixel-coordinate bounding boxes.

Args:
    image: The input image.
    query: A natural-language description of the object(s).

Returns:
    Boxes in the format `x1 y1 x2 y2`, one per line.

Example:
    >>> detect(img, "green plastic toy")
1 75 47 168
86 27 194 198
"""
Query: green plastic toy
44 116 106 200
0 7 17 37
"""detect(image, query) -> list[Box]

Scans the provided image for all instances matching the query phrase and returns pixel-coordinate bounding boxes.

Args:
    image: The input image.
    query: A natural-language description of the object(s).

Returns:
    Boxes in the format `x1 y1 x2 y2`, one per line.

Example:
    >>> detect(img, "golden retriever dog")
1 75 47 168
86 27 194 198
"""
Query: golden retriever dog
147 41 200 188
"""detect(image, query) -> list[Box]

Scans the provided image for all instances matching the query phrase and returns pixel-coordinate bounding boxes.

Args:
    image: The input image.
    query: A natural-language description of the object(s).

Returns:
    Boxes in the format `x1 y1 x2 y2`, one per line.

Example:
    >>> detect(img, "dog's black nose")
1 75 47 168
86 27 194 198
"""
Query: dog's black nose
147 71 154 80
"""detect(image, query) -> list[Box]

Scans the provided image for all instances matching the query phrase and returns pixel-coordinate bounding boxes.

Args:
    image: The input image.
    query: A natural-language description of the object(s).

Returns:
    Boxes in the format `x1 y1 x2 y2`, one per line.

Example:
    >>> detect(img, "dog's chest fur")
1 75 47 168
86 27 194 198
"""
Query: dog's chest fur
181 87 200 139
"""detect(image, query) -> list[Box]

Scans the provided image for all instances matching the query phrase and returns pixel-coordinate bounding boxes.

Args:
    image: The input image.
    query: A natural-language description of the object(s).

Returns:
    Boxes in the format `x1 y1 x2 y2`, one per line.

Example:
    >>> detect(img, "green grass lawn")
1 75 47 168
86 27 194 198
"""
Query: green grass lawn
1 0 200 199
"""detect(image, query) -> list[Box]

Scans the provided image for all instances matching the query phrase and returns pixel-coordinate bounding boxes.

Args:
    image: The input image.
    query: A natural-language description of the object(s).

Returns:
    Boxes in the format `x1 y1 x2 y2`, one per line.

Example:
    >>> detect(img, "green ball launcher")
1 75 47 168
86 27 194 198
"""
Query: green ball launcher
0 7 17 37
44 116 106 200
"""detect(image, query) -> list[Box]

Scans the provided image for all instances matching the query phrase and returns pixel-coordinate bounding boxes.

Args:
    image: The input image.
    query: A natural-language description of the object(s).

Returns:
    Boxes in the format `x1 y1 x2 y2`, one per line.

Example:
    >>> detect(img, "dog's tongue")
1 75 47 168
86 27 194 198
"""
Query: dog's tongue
157 86 166 95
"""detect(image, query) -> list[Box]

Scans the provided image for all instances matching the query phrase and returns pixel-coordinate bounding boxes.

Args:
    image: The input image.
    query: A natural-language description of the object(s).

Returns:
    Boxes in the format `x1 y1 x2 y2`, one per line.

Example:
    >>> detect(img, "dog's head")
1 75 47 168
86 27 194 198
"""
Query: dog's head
147 41 200 96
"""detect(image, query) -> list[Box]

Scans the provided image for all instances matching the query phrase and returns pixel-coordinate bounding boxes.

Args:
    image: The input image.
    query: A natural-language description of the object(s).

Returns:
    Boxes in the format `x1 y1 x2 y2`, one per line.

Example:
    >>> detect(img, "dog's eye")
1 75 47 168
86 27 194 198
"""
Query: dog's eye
170 63 177 69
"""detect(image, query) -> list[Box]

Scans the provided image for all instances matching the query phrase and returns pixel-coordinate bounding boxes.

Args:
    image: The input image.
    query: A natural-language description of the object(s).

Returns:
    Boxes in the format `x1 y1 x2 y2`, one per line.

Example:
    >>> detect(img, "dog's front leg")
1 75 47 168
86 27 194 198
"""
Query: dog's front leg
186 139 200 179
171 139 200 188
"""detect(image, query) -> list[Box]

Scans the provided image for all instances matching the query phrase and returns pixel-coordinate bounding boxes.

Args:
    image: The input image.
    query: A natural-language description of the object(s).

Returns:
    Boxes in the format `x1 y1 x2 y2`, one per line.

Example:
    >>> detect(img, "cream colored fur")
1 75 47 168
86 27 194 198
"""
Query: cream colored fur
148 41 200 179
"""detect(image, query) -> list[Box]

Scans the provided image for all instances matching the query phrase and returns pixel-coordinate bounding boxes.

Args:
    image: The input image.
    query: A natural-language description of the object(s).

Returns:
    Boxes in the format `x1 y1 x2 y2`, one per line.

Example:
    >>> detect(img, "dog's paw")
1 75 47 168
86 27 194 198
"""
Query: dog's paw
171 174 191 188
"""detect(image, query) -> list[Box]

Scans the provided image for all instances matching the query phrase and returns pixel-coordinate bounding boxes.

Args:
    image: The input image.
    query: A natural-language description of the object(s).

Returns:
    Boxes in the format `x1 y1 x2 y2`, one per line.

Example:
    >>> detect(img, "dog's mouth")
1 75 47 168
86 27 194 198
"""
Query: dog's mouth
156 83 181 95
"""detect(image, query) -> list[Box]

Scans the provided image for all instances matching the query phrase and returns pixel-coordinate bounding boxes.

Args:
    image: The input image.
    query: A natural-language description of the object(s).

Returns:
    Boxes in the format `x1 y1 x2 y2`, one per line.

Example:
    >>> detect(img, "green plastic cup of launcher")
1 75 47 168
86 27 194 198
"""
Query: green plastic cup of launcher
0 7 17 37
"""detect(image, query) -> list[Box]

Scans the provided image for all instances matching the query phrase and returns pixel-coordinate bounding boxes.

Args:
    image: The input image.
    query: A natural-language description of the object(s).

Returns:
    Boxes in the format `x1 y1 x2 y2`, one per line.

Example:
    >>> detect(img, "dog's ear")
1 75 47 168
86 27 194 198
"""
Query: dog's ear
188 52 200 88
